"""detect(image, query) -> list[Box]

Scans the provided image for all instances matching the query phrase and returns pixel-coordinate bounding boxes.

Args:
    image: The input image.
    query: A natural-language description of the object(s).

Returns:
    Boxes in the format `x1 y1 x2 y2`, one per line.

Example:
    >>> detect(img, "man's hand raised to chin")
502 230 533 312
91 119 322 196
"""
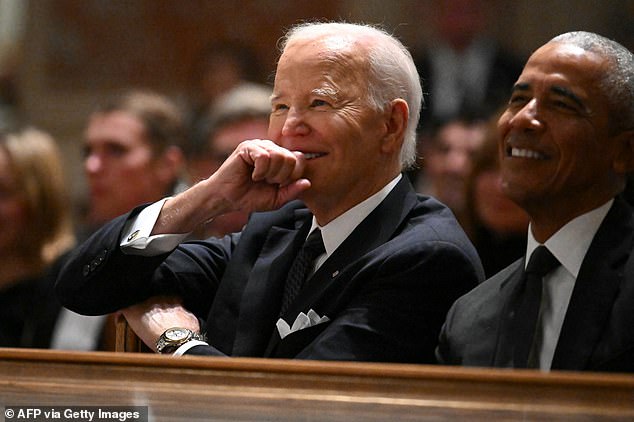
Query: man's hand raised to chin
153 139 312 235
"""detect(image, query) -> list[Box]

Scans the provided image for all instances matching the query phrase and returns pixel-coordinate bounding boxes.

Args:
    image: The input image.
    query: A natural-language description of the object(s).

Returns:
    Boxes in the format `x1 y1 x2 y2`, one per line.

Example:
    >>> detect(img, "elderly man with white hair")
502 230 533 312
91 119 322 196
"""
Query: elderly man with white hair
56 21 483 363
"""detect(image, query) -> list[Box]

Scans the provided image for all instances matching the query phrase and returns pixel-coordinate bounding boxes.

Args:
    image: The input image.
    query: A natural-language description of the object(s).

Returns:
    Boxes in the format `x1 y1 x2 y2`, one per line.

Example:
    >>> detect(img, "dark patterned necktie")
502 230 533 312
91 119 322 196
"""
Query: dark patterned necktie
512 245 560 368
279 229 325 316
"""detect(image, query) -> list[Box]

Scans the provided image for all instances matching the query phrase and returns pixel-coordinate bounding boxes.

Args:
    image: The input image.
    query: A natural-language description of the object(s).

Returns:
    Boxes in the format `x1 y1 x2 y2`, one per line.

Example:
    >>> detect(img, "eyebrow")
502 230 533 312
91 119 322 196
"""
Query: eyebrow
312 87 339 101
511 82 530 93
512 82 588 111
550 85 588 112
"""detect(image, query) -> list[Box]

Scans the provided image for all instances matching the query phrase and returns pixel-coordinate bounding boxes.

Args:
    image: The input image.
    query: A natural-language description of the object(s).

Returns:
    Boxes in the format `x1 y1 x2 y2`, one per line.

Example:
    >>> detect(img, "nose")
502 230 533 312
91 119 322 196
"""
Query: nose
445 150 470 176
281 107 310 137
84 153 102 175
509 99 543 130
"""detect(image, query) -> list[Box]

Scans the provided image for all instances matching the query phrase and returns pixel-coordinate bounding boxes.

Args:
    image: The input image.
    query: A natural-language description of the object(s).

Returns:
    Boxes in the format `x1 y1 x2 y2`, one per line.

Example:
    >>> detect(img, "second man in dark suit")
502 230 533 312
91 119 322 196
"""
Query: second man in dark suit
437 31 634 372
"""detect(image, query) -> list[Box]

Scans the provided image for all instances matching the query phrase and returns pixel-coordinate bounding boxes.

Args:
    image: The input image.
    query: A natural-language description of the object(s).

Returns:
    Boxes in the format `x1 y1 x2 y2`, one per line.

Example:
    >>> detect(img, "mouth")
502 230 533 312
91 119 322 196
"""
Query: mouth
507 147 546 160
303 152 327 160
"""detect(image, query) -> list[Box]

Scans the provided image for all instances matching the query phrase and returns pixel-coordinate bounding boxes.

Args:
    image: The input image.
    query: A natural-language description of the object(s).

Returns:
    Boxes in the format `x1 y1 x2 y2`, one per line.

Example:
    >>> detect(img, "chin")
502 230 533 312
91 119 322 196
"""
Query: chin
298 187 314 201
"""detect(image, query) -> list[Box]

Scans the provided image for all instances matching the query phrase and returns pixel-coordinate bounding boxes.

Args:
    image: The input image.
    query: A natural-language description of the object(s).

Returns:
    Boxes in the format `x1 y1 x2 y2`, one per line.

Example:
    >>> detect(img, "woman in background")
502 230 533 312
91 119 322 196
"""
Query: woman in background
0 128 74 347
462 113 529 277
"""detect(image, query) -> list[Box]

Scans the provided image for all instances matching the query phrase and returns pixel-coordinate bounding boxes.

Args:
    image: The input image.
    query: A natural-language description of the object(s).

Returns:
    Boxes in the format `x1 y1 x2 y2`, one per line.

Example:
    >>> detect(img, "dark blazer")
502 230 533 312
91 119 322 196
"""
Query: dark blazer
437 196 634 372
56 177 484 363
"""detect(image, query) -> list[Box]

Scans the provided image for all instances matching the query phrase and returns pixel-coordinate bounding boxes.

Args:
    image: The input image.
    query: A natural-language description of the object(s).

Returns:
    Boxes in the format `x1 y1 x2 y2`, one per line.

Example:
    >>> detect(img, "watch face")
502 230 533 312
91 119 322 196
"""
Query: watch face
165 327 190 343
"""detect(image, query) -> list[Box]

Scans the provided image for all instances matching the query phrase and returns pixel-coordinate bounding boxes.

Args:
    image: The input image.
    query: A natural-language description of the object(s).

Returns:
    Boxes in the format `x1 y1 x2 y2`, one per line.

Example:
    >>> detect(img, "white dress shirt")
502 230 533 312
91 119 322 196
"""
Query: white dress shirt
307 174 402 273
119 174 402 355
526 199 613 370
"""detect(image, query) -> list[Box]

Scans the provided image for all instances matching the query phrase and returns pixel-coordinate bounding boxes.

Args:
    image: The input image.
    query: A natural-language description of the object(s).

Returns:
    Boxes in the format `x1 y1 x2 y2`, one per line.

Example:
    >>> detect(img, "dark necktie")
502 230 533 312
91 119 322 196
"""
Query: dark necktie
279 229 325 316
512 245 560 368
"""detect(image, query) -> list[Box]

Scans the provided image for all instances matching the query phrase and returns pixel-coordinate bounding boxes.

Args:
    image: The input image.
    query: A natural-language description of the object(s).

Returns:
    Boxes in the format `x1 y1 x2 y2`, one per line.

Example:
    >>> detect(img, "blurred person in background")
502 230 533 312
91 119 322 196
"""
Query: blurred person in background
187 40 264 138
414 0 523 130
0 128 75 347
81 90 188 235
415 115 488 228
462 111 529 277
188 82 272 238
51 90 188 351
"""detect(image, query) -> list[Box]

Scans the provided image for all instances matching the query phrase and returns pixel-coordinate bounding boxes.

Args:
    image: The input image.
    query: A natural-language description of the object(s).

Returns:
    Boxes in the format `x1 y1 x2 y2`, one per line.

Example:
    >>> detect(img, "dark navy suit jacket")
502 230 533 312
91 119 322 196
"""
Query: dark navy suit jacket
437 196 634 372
56 177 484 363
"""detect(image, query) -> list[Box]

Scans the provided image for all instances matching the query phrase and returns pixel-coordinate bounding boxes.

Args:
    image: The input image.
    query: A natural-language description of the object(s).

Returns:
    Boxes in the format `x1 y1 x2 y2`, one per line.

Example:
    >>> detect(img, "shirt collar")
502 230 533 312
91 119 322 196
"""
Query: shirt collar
309 174 402 257
526 199 613 278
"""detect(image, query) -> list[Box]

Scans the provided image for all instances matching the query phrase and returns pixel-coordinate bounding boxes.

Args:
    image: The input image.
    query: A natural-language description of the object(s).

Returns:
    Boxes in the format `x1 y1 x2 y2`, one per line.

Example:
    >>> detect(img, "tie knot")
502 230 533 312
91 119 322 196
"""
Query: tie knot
303 229 325 257
526 246 560 277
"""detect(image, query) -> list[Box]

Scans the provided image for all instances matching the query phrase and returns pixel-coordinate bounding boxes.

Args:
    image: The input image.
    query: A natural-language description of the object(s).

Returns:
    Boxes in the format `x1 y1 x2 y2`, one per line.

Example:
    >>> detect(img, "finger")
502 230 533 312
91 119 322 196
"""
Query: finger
252 145 300 184
264 153 301 184
275 178 311 207
244 143 273 182
289 151 307 181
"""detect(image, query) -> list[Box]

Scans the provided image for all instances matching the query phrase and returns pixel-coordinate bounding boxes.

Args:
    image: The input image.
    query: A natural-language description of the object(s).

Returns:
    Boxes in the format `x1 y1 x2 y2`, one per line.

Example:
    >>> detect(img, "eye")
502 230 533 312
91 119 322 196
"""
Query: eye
552 100 577 111
508 93 529 106
82 145 93 159
104 143 127 158
272 103 289 113
310 99 330 108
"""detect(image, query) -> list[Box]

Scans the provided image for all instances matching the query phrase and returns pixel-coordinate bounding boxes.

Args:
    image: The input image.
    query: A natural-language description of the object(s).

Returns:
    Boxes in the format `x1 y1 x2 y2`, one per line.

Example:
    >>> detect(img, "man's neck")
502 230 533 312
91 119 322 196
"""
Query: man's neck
529 198 615 243
308 173 402 226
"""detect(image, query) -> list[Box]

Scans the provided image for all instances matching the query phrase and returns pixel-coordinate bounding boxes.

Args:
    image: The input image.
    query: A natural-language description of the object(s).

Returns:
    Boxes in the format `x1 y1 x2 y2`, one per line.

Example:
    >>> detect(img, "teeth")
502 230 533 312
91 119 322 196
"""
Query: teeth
304 152 324 160
510 148 545 159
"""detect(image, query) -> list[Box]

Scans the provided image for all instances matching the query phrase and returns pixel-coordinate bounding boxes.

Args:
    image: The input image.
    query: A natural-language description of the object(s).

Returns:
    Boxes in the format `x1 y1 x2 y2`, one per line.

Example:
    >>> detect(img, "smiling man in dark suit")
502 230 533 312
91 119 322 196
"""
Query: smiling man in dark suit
55 21 483 362
437 31 634 372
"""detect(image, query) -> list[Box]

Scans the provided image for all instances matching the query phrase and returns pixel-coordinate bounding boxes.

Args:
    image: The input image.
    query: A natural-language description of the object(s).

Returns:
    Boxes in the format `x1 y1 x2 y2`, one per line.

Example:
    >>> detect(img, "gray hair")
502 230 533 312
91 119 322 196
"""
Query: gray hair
550 31 634 132
279 22 423 170
190 82 272 157
210 82 272 126
94 90 186 153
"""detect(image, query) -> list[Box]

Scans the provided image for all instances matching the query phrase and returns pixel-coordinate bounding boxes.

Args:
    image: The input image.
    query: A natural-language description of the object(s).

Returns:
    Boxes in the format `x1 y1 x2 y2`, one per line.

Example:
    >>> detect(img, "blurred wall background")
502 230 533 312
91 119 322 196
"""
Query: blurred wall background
1 0 632 202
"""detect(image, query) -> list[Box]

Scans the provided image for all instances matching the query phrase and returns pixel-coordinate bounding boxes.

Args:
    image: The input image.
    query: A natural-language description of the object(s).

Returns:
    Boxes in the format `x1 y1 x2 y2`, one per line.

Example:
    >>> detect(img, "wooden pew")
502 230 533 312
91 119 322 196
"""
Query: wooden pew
1 348 633 421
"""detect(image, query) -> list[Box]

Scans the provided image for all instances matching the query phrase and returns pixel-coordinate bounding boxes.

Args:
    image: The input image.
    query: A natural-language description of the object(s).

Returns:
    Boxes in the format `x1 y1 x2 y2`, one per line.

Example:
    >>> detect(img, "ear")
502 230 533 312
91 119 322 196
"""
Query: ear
380 99 409 154
612 130 634 174
155 145 185 185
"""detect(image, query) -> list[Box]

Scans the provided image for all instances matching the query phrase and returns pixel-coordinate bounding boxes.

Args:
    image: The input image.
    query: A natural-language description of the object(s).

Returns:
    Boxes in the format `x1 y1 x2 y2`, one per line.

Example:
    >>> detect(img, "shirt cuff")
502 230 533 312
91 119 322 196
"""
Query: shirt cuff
120 198 190 256
172 340 210 356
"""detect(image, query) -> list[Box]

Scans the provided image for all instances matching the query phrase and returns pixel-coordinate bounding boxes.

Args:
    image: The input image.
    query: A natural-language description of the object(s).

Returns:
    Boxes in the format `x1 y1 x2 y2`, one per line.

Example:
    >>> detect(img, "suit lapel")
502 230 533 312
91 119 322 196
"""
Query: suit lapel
551 199 634 370
266 176 419 356
231 210 312 356
492 260 526 367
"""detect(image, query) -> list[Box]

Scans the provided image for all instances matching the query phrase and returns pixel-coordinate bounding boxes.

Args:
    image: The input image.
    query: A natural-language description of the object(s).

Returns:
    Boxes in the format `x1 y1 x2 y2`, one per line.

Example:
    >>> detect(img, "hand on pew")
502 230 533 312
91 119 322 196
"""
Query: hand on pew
119 296 200 353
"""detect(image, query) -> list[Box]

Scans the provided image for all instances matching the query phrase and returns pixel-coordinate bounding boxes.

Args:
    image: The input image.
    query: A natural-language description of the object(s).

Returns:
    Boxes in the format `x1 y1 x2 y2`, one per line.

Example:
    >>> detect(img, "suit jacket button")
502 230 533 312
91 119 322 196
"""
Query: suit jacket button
82 264 91 276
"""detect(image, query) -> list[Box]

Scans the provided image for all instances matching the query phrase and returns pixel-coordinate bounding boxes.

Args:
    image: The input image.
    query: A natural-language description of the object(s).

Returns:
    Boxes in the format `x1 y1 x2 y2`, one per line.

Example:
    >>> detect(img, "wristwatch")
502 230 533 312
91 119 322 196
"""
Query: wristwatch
156 327 206 354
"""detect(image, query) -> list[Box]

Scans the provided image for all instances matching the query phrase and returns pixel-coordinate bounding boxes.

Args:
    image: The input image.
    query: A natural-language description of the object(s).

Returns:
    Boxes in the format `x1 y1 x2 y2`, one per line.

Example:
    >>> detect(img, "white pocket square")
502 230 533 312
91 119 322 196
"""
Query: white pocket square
276 309 330 339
